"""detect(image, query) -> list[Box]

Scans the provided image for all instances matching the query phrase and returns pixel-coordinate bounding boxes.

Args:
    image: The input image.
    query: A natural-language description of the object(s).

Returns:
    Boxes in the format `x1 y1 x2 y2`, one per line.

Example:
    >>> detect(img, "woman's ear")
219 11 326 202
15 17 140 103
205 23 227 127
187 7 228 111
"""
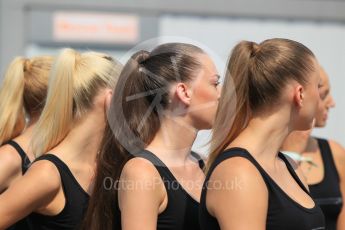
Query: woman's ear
175 82 192 106
104 89 113 111
293 85 304 108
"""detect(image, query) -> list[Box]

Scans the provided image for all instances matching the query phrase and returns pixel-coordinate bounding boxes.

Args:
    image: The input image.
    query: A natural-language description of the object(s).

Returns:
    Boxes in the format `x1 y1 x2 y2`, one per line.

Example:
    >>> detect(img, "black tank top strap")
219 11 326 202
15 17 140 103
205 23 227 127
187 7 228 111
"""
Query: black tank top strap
308 137 342 229
208 147 262 176
136 150 205 180
33 154 89 197
6 140 31 174
30 154 90 230
200 147 326 230
134 150 202 230
191 151 205 169
34 154 67 174
278 152 310 194
3 141 33 229
135 150 175 182
210 148 309 195
316 137 340 181
207 147 278 189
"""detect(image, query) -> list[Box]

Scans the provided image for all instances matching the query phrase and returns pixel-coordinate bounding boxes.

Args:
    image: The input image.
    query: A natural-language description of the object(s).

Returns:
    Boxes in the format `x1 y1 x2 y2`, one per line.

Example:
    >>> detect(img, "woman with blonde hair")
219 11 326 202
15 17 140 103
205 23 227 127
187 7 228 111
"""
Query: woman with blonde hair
281 66 345 230
0 56 53 229
0 48 122 230
200 38 325 229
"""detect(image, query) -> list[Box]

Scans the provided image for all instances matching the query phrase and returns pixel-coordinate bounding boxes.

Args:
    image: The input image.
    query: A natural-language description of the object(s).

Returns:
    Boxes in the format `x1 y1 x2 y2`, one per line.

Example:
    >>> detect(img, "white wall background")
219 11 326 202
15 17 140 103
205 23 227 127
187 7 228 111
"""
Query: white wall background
158 15 345 155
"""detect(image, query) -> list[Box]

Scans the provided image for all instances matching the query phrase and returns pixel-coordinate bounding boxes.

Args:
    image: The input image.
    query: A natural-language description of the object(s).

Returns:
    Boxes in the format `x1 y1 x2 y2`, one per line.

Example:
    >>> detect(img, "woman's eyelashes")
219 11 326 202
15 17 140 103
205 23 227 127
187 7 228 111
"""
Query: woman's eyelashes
320 89 329 100
213 75 221 87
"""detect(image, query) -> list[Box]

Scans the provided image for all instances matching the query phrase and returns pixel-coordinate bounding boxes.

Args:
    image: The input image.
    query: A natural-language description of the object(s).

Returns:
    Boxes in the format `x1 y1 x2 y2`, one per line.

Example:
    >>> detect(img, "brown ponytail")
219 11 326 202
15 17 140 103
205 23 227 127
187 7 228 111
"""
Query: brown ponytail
82 43 206 229
206 38 316 172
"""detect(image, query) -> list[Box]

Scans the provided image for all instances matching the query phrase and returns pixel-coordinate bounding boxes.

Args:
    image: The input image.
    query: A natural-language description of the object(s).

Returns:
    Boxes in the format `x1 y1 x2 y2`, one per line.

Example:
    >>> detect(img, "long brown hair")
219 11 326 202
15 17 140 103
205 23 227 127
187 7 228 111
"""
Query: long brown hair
206 38 316 172
82 43 206 229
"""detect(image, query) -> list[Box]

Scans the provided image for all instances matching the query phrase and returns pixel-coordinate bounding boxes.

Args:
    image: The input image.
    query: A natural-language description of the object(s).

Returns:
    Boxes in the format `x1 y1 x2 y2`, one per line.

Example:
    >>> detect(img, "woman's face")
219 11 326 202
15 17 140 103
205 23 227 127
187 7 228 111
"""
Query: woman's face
315 67 336 127
294 59 321 130
187 54 221 130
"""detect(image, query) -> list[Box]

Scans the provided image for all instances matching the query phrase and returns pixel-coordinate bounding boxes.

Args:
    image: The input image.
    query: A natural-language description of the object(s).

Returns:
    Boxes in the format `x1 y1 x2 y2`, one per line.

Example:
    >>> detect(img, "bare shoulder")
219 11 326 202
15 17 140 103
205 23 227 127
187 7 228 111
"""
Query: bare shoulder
0 145 22 191
207 156 268 200
0 157 62 216
0 144 22 171
121 157 162 181
209 155 266 183
24 159 62 193
206 156 268 228
119 157 165 194
118 157 166 214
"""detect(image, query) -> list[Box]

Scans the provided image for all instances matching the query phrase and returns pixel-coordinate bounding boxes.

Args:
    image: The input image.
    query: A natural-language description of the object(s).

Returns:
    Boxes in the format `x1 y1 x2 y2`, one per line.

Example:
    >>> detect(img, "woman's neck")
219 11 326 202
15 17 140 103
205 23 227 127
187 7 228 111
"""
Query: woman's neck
229 109 293 167
51 111 105 165
281 130 313 154
146 116 198 167
13 115 40 160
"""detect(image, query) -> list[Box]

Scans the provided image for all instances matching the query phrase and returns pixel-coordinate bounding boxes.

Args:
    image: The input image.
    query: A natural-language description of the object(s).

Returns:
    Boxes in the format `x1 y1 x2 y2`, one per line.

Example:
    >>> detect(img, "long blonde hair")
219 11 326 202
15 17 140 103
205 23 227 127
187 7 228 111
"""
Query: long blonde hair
206 38 316 172
31 48 122 157
0 56 53 145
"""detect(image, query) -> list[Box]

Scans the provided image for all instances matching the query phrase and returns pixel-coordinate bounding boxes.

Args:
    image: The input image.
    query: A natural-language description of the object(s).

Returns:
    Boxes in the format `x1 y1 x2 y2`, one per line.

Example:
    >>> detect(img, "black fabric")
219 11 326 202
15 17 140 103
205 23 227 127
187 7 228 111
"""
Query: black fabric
114 150 204 230
191 151 205 170
6 140 31 174
29 154 90 230
199 147 325 230
309 138 343 230
3 140 33 230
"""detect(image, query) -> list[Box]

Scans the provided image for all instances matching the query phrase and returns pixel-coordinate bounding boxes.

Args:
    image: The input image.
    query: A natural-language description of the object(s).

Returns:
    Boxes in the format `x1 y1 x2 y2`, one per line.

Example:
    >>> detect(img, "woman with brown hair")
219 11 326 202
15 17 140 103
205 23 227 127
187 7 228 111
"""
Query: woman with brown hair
200 38 325 229
83 42 221 230
281 66 345 230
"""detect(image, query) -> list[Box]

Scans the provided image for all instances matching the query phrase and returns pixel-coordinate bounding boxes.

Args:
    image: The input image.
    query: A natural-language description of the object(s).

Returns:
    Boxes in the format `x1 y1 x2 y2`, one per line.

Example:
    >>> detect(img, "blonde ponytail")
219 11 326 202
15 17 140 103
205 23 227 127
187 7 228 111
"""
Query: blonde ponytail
32 49 76 157
32 48 122 157
0 57 27 144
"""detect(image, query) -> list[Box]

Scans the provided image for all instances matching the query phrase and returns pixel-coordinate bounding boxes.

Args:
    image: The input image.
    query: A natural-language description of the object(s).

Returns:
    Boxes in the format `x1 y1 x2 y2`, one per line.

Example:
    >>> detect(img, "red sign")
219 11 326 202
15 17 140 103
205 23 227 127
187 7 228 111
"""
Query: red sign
54 12 139 44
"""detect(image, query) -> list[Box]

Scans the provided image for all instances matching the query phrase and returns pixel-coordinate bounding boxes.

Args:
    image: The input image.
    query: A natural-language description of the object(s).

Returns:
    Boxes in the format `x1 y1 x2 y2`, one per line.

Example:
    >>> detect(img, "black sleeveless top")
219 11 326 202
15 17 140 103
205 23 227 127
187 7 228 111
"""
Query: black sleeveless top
6 140 31 173
115 150 205 230
29 154 90 230
309 138 343 230
6 140 31 174
4 140 33 230
199 148 325 230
